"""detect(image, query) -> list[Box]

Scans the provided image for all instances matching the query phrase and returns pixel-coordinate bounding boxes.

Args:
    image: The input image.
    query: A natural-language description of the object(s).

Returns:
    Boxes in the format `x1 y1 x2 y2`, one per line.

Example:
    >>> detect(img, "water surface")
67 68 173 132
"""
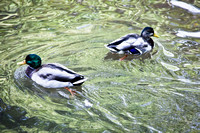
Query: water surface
0 0 200 132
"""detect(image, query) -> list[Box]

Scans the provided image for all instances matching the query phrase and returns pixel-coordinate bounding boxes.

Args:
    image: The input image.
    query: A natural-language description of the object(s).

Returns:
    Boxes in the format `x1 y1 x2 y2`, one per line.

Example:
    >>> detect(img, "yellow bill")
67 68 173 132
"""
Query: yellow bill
17 60 26 65
154 34 159 38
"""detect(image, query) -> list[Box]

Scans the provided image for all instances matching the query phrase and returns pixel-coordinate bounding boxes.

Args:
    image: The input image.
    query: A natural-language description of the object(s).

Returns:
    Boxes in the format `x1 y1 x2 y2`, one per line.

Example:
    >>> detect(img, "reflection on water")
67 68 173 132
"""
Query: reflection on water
0 0 200 132
176 30 200 38
170 0 200 14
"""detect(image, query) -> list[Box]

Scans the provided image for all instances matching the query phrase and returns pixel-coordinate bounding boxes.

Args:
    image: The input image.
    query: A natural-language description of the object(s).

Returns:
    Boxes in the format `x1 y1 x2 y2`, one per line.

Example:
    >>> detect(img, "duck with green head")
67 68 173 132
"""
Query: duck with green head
17 54 87 96
105 27 159 60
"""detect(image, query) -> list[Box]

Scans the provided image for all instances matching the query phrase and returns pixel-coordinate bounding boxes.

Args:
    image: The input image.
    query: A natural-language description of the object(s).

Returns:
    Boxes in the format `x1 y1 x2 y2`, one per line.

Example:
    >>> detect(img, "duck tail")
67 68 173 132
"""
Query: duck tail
104 44 119 53
73 77 88 86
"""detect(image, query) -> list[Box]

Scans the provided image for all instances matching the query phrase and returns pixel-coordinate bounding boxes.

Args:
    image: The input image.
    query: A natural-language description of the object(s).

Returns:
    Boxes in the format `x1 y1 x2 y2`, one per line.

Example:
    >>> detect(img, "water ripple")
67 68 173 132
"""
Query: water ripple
176 30 200 38
0 0 200 132
170 0 200 14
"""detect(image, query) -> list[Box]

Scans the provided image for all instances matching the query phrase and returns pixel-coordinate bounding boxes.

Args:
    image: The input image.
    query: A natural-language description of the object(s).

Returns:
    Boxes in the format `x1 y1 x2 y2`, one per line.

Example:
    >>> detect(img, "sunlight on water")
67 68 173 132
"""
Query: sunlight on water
176 30 200 38
170 0 200 14
0 0 200 132
160 61 180 71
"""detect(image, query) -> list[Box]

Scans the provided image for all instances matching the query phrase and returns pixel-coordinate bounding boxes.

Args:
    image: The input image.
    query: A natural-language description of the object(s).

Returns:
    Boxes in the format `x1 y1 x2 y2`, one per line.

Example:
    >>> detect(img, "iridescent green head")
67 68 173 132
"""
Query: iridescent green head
18 54 42 69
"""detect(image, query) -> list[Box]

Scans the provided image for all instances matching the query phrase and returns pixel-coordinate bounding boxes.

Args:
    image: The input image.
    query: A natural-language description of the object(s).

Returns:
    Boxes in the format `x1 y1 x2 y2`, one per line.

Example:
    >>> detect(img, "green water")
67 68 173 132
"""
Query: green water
0 0 200 132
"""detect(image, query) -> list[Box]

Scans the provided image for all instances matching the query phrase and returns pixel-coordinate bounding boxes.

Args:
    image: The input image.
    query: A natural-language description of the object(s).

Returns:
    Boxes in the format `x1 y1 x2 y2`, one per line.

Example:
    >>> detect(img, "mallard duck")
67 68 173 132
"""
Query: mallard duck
105 27 159 60
17 54 87 96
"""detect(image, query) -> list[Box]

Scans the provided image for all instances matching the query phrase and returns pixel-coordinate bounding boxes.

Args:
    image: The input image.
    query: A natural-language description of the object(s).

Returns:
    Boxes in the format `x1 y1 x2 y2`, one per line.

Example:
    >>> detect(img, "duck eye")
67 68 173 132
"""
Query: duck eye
143 45 148 47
